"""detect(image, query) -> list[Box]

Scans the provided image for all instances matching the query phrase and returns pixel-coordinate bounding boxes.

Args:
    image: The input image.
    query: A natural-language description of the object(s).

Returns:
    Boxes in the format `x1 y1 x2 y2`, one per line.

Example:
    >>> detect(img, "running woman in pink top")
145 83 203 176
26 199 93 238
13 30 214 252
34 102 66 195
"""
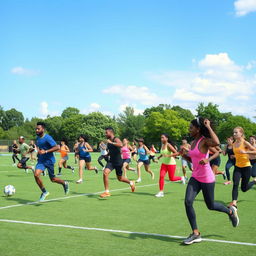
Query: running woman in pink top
180 118 239 245
121 138 136 178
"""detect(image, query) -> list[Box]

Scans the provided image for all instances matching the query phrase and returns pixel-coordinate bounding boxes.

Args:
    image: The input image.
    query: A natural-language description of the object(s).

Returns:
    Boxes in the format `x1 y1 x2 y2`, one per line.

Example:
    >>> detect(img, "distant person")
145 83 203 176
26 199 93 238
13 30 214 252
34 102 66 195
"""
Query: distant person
249 135 256 178
11 140 20 166
121 138 136 178
209 146 226 179
73 140 79 164
131 142 138 162
98 141 109 170
29 140 37 163
180 139 192 179
149 144 158 163
223 137 235 185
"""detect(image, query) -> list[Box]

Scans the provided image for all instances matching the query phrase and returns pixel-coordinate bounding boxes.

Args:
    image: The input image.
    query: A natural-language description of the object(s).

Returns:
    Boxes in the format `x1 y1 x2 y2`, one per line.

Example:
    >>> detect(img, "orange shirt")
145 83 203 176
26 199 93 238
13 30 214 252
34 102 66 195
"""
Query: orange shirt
233 142 251 168
60 145 68 158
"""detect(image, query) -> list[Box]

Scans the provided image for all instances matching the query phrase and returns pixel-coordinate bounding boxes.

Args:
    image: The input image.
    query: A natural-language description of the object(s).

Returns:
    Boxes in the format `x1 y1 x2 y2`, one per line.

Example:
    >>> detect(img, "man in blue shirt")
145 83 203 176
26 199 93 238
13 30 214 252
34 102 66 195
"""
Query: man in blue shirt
35 122 69 201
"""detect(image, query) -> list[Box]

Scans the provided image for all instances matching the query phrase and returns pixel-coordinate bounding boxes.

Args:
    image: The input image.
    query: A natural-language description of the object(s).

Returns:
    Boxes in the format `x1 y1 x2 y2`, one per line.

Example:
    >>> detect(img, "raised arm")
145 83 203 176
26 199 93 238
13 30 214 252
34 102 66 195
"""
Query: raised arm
204 119 220 147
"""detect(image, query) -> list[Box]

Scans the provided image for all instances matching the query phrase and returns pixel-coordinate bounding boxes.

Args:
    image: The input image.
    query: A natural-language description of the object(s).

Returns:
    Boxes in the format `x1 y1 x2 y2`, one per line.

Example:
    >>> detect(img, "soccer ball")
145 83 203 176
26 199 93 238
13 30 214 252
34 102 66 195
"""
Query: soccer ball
4 185 16 196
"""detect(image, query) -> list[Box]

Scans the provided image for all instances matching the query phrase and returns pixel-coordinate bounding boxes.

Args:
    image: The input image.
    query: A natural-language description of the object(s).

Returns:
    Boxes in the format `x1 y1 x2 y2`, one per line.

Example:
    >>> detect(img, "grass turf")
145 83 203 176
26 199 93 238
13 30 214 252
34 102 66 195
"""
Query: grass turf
0 153 255 256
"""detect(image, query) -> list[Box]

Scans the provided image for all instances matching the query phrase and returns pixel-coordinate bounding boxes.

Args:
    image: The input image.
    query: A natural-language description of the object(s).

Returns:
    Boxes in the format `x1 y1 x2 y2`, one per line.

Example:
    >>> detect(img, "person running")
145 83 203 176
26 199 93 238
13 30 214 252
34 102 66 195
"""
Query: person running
34 122 69 201
209 146 226 179
17 136 34 173
149 144 158 163
155 134 185 198
11 140 20 166
180 139 192 179
73 140 79 164
98 141 109 170
230 127 256 208
100 127 135 198
223 137 235 185
249 135 256 178
181 118 239 245
131 142 138 162
75 134 98 184
121 138 136 178
136 138 154 183
57 139 75 175
29 140 37 163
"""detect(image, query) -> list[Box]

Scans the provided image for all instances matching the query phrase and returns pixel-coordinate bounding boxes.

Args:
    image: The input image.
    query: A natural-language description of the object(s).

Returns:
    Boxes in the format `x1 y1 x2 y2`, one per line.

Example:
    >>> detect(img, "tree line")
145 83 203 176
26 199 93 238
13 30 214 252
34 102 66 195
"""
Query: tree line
0 103 256 146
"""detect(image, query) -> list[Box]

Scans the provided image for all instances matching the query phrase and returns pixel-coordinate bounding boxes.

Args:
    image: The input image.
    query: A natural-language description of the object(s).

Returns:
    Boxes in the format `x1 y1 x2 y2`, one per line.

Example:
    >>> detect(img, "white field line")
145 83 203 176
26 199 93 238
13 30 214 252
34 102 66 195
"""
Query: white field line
0 219 255 247
0 182 160 210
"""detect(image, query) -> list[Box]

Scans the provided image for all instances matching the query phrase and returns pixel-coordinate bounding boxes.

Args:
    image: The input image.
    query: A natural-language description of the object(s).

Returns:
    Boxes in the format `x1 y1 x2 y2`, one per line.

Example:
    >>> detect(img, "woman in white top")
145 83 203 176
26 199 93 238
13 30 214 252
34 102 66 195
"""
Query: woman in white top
98 141 109 170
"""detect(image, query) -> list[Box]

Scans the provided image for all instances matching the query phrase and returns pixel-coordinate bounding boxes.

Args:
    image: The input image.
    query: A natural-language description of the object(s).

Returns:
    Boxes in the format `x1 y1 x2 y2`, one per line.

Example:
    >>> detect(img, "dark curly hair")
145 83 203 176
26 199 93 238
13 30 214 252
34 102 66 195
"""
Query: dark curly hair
161 133 176 148
191 117 211 138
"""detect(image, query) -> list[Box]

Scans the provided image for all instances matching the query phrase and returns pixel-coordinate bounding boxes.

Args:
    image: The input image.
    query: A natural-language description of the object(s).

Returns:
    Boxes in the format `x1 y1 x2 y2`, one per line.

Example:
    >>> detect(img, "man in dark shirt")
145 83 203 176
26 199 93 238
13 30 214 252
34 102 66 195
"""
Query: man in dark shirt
100 127 135 198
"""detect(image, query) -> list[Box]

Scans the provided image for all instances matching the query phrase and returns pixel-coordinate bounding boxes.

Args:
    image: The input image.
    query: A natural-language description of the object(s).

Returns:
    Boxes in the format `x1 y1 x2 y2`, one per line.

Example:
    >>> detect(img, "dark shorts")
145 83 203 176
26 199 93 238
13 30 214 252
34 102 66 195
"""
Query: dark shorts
210 156 221 167
19 157 29 168
75 152 79 156
138 159 150 166
79 156 91 163
123 158 131 164
131 152 137 156
36 162 55 179
105 162 123 176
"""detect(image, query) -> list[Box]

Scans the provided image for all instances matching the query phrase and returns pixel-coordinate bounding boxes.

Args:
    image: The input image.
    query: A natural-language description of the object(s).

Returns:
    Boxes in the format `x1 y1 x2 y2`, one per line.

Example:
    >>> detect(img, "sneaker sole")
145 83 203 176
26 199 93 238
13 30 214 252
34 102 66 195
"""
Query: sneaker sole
183 238 202 245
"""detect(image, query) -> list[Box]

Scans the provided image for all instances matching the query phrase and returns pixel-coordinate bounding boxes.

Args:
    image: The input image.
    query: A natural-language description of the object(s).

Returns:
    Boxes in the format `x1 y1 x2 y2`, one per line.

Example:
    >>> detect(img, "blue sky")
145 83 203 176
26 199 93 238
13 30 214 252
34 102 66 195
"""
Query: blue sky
1 0 256 119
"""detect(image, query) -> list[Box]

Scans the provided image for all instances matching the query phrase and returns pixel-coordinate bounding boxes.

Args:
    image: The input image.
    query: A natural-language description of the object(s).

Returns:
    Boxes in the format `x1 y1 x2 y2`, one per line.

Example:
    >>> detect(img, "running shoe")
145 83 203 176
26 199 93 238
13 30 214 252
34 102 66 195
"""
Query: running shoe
183 233 202 245
76 179 83 184
63 181 69 195
136 178 142 183
155 191 164 198
181 176 186 185
229 205 239 227
224 181 232 185
39 191 50 202
71 167 75 173
95 167 98 174
130 181 136 192
100 192 111 198
57 173 62 176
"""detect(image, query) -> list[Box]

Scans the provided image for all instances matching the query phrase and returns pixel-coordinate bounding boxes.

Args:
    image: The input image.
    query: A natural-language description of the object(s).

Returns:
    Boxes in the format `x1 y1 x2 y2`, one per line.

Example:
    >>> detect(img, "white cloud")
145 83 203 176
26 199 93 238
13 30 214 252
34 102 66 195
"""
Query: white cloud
39 101 60 118
234 0 256 16
90 102 101 110
11 66 39 76
81 102 102 114
119 104 144 115
148 52 256 119
102 85 164 106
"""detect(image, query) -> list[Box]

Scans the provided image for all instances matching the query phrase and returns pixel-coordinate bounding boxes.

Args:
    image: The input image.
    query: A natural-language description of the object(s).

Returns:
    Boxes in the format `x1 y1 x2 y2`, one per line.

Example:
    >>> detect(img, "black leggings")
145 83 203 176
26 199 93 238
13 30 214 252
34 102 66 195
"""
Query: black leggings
185 177 230 230
232 166 256 201
12 154 20 163
225 159 234 181
98 155 109 168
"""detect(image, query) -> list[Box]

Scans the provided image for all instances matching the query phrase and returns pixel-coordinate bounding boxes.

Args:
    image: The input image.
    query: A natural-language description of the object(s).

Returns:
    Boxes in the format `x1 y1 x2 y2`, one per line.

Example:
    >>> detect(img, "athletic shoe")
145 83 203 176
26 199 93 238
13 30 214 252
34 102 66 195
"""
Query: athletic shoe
12 163 16 167
130 181 136 192
136 178 142 183
224 181 232 185
95 167 98 174
71 167 75 173
151 172 155 180
181 176 186 185
229 205 239 227
76 179 83 184
183 233 202 245
57 173 62 176
63 181 69 195
39 192 50 202
100 192 111 198
102 167 105 171
155 191 164 198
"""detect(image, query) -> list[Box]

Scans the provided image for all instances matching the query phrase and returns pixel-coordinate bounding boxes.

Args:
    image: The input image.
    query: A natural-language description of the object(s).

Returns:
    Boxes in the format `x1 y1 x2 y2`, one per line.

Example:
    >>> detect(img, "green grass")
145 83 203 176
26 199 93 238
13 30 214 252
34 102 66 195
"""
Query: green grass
0 153 255 256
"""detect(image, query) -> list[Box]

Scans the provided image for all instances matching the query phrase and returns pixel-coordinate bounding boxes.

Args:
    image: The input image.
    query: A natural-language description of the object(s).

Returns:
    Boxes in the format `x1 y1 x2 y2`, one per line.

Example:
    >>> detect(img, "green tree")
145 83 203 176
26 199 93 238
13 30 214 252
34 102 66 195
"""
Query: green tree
143 104 171 118
2 108 24 130
118 106 145 141
171 105 194 121
61 107 80 119
143 109 189 145
45 116 63 141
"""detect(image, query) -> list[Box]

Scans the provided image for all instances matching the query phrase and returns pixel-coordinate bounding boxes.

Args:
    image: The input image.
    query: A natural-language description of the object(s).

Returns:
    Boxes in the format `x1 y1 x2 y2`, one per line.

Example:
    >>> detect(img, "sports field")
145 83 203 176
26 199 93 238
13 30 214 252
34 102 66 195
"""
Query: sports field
0 153 255 256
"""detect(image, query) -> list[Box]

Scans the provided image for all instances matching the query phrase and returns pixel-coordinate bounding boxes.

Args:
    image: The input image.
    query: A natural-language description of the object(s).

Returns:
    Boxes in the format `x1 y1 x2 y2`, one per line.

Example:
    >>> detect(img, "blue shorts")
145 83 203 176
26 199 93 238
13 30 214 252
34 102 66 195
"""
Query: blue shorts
62 156 69 161
123 158 131 164
138 159 150 165
79 156 91 163
36 163 55 179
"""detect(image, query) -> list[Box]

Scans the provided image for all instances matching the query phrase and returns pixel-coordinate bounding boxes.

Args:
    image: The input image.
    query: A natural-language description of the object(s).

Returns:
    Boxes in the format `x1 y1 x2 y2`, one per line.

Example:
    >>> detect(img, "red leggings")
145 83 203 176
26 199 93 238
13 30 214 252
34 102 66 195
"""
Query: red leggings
159 164 181 190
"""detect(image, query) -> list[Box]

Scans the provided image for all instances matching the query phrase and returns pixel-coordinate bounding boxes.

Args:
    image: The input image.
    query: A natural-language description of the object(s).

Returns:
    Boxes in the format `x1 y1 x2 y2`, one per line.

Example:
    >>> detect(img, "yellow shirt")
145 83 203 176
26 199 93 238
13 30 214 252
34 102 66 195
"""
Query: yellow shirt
233 142 251 168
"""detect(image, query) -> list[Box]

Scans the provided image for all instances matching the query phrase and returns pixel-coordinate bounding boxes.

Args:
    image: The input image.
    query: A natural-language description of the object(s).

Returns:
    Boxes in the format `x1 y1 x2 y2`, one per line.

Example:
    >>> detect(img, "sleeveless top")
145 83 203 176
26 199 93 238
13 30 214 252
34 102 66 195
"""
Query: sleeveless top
138 146 149 161
233 141 251 168
189 137 215 183
78 143 90 158
107 138 123 166
121 146 131 160
60 145 68 158
226 146 235 162
160 146 176 165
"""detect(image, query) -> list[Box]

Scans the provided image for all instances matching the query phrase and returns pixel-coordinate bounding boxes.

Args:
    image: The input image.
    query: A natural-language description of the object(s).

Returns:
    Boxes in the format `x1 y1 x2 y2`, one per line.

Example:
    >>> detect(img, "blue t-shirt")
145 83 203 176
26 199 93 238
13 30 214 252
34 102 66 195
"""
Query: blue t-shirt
36 134 57 164
138 147 149 161
78 143 90 158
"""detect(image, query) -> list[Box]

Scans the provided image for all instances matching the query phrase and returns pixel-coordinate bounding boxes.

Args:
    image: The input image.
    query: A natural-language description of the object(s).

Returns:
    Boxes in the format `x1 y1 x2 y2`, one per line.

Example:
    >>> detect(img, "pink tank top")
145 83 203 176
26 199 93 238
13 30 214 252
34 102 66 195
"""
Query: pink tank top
121 146 131 160
189 137 215 183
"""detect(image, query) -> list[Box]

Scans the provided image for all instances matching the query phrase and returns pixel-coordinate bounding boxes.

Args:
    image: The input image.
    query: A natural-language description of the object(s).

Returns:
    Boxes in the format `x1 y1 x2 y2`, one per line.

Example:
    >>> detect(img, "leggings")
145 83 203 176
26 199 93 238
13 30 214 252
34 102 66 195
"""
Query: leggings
98 155 109 168
185 177 230 230
250 160 256 178
12 154 20 163
225 159 234 181
232 166 256 201
159 164 181 190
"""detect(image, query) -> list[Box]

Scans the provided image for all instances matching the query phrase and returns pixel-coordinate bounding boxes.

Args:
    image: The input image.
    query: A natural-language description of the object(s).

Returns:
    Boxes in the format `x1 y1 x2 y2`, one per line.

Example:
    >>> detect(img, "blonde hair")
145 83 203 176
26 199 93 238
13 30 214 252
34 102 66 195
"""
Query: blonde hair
234 126 245 138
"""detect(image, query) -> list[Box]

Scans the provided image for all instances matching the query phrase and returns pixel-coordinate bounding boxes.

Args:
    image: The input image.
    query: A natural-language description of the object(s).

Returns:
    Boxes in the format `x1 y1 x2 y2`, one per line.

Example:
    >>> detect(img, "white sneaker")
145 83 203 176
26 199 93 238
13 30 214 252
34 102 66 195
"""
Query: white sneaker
181 176 186 185
76 179 83 184
155 191 164 198
12 163 16 167
136 178 142 183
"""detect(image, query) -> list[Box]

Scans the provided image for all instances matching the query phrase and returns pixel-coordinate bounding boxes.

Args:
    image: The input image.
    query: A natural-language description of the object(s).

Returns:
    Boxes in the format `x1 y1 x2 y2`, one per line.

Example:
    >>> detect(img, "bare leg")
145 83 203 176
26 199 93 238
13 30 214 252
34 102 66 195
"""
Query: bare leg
137 161 143 180
144 164 154 179
79 160 85 180
103 168 111 191
34 169 45 190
